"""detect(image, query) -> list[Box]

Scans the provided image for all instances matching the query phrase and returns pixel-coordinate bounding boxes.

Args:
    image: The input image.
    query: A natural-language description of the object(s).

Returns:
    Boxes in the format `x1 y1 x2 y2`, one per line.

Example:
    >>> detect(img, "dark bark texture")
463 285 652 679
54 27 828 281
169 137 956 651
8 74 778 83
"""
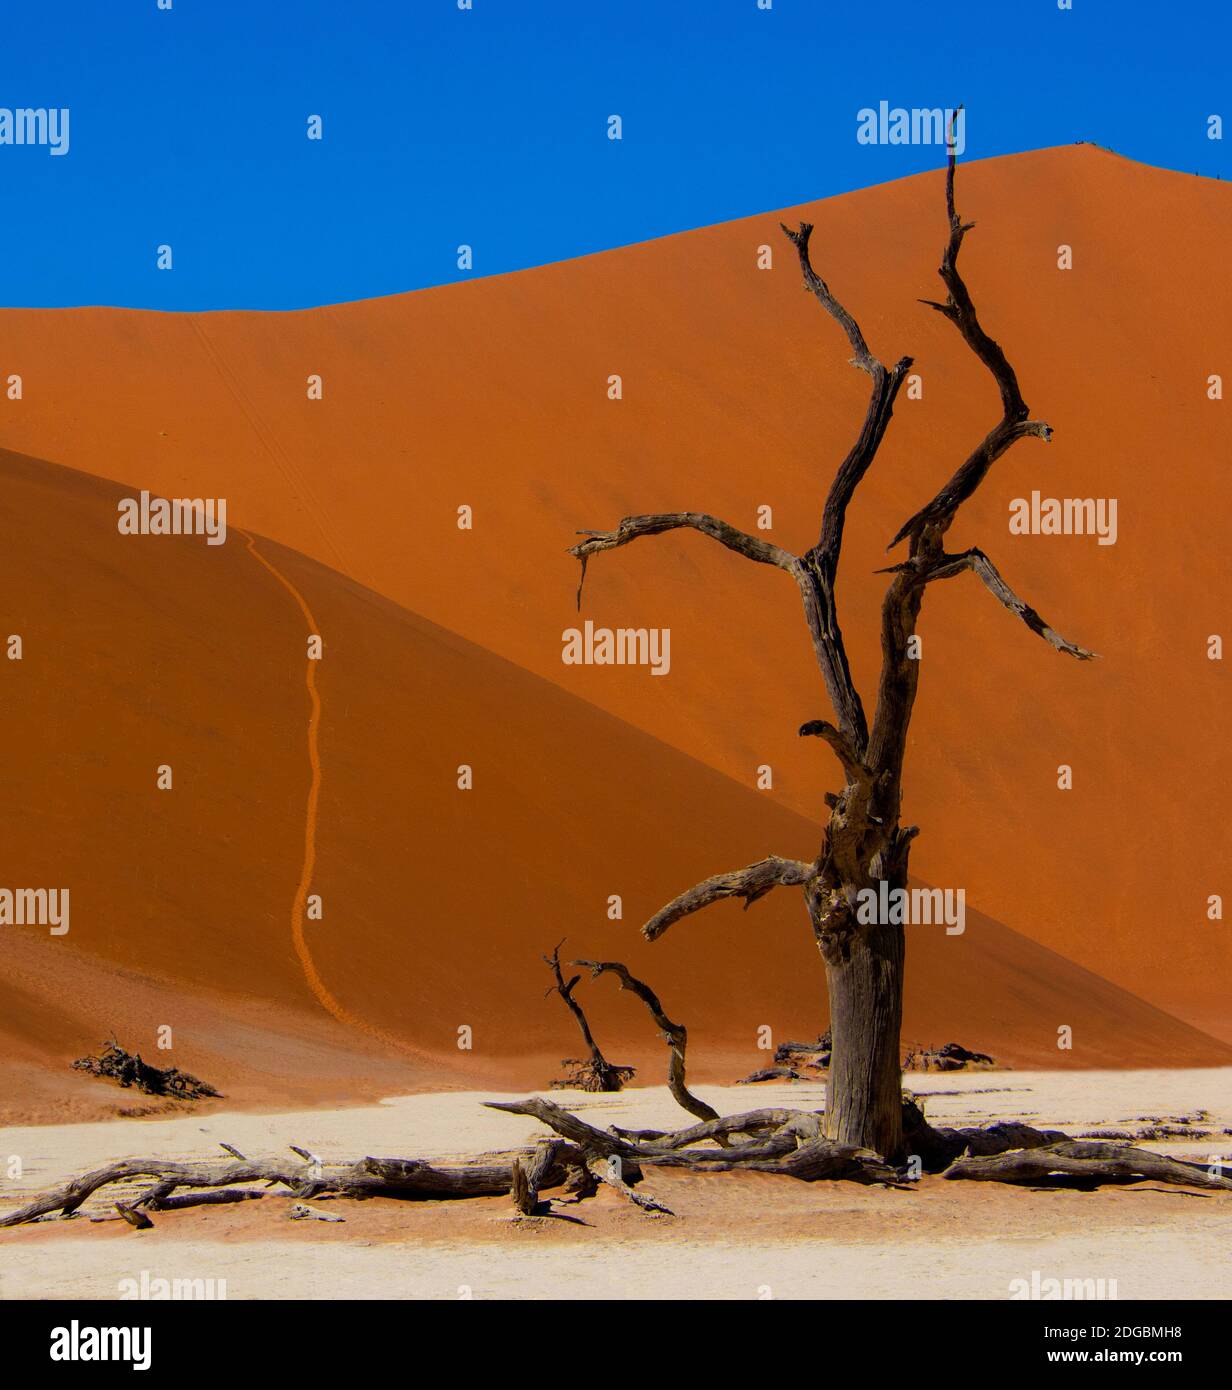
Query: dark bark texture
5 1098 1226 1231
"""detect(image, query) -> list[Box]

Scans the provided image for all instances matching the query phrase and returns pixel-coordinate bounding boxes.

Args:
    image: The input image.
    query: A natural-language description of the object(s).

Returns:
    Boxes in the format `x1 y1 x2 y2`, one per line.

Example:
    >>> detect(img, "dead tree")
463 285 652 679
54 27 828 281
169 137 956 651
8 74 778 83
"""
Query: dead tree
568 123 1095 1162
543 941 634 1091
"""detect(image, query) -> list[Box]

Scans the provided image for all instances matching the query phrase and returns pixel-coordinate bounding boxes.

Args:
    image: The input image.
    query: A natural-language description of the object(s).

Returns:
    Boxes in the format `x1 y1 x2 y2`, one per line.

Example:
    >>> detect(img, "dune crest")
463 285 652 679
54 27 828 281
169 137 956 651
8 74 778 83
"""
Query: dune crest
1 146 1228 1054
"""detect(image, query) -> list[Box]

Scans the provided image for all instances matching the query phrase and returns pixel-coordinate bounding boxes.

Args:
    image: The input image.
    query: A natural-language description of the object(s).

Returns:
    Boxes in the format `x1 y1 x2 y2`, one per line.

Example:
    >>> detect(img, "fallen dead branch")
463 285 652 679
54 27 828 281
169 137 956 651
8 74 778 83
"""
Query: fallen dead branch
510 1138 567 1216
0 1139 588 1229
484 1095 900 1185
71 1038 220 1101
902 1041 996 1072
739 1066 801 1084
586 1155 675 1215
3 1093 1228 1233
901 1094 1067 1171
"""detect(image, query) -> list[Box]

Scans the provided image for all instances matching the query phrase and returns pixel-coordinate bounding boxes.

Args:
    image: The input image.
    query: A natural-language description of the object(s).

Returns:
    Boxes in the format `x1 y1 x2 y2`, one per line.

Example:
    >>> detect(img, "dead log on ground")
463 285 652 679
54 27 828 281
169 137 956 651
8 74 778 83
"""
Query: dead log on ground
0 1140 589 1229
510 1138 566 1215
738 1066 801 1084
773 1032 832 1072
903 1040 996 1072
586 1155 674 1215
72 1038 220 1100
149 1189 263 1211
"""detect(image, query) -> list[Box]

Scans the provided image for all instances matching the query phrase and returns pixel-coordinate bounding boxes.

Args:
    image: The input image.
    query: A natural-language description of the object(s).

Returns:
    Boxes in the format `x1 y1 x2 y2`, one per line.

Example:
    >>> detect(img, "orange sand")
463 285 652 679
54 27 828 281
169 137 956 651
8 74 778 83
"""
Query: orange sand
1 147 1229 1121
0 441 1226 1122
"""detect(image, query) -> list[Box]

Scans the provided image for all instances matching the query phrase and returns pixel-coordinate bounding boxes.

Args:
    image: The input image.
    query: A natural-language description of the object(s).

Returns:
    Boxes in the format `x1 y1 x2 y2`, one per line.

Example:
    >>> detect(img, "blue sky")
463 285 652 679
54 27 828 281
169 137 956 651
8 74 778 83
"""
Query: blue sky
0 0 1226 310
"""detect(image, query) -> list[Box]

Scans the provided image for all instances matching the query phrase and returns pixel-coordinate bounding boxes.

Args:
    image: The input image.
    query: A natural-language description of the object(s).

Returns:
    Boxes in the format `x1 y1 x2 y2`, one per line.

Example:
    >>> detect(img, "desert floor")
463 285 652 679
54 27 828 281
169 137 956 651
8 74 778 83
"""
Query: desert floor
2 1068 1229 1301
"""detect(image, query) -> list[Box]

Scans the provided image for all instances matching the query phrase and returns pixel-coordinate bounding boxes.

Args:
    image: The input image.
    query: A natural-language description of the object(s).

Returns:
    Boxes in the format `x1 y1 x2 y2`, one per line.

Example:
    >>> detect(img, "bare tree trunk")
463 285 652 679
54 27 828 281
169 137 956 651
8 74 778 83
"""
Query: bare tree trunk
822 911 905 1163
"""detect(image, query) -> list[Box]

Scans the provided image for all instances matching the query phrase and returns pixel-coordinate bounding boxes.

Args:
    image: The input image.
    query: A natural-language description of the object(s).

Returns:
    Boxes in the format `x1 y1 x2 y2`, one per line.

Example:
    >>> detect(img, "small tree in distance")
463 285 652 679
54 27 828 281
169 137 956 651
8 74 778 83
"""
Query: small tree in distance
567 126 1095 1163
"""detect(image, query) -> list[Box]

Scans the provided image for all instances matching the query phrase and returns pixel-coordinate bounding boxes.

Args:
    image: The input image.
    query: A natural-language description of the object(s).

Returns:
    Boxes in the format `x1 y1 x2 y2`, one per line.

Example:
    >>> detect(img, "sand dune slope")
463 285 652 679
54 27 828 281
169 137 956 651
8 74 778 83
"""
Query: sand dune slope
0 447 1227 1121
0 146 1227 1038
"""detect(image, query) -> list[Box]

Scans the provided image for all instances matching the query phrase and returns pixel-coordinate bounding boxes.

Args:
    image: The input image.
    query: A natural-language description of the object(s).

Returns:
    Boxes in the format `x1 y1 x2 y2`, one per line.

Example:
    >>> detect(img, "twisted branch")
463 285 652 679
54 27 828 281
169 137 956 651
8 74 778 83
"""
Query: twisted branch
569 513 795 608
920 548 1097 658
865 119 1092 789
573 959 717 1122
781 219 914 751
798 718 870 785
890 109 1051 550
943 1141 1232 1191
641 854 815 942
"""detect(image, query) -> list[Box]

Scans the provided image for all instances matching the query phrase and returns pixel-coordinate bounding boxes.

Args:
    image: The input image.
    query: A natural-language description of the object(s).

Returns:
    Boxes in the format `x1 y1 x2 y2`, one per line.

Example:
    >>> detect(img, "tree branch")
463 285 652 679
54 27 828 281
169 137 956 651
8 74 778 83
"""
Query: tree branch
573 959 718 1123
585 1155 675 1216
921 548 1097 659
612 1108 812 1150
485 1097 900 1183
640 855 816 942
780 221 881 375
889 111 1051 550
781 220 915 751
568 513 795 608
787 554 869 751
798 718 870 785
866 125 1093 796
484 1096 634 1158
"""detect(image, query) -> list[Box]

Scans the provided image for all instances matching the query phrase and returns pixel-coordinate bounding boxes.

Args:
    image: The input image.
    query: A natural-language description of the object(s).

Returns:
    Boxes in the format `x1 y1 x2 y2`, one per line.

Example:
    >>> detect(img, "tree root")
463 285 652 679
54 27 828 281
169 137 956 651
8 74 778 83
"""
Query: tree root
3 1098 1227 1232
901 1094 1067 1172
484 1096 901 1185
942 1140 1232 1190
553 1057 637 1092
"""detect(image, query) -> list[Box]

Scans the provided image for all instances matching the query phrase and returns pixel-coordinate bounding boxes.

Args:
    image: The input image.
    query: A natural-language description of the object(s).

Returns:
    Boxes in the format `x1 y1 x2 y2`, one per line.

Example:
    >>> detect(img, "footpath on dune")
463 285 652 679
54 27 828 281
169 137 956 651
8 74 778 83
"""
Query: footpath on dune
1 444 1228 1127
1 147 1227 1039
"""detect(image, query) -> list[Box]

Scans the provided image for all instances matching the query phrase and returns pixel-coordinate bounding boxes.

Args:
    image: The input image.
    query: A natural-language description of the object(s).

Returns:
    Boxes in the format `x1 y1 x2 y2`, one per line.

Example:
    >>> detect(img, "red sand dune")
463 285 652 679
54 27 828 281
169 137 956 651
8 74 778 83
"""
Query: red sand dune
0 446 1226 1120
0 146 1229 1118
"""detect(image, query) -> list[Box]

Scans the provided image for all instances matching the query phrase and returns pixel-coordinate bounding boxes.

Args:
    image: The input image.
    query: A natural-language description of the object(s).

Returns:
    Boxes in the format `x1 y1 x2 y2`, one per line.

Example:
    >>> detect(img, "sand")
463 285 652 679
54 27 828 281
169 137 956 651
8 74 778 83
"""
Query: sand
2 447 1228 1127
2 1070 1229 1300
1 146 1228 1041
